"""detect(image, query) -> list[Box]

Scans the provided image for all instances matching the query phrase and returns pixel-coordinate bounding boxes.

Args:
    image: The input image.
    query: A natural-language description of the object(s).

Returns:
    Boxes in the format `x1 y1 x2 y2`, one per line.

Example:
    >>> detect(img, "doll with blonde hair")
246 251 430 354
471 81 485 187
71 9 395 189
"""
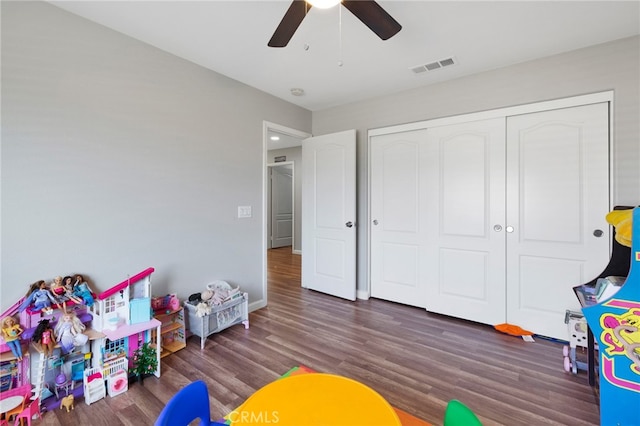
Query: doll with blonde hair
55 310 88 354
1 316 24 360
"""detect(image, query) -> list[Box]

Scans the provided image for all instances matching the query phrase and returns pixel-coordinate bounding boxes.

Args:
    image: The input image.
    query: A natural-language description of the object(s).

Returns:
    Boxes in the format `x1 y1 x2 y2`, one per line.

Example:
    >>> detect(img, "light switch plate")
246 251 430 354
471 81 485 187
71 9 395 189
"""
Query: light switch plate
238 206 252 218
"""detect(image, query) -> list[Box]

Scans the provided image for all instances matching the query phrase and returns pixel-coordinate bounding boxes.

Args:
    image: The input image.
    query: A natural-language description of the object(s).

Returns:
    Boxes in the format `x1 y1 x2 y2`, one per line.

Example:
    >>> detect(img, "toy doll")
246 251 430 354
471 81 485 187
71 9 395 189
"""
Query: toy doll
18 280 62 314
62 275 83 305
72 274 95 307
50 276 70 309
32 319 55 357
1 316 24 360
55 311 88 354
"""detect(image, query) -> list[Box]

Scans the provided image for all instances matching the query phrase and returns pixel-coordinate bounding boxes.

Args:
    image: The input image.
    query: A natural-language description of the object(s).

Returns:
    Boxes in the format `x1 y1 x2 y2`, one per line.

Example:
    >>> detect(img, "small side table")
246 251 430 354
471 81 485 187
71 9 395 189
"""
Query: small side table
0 395 24 418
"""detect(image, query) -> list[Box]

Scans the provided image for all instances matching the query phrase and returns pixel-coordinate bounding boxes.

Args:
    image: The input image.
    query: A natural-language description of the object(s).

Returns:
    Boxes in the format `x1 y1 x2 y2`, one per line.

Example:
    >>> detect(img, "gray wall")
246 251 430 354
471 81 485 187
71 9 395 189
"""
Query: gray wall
311 36 640 293
267 147 302 253
3 2 637 309
1 1 312 312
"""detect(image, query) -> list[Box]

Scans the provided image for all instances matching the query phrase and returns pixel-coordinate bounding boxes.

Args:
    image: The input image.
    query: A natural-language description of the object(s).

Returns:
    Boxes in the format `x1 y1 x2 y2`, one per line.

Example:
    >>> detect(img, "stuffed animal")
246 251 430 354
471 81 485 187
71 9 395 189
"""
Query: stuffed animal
200 290 214 303
195 302 211 318
606 209 633 247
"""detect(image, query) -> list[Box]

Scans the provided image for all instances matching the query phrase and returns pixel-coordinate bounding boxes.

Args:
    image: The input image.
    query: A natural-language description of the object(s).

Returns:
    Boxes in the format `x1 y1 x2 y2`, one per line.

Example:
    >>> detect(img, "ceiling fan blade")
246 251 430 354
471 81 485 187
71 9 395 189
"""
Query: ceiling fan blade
268 1 311 48
342 0 402 41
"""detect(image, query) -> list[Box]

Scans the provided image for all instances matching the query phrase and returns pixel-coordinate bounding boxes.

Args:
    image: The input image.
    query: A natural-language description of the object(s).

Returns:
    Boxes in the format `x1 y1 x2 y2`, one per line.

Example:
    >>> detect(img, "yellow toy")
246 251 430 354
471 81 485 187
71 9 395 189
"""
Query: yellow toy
60 394 74 412
606 208 633 247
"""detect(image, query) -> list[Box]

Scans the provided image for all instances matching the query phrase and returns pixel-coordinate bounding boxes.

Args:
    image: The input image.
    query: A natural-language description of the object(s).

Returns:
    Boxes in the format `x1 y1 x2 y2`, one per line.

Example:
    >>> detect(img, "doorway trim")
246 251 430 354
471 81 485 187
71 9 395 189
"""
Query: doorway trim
262 121 311 305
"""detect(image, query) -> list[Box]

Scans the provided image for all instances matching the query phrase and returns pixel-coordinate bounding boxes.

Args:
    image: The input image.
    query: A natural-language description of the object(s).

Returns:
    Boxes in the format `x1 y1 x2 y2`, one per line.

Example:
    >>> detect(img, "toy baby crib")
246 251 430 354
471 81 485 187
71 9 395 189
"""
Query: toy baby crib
83 357 128 405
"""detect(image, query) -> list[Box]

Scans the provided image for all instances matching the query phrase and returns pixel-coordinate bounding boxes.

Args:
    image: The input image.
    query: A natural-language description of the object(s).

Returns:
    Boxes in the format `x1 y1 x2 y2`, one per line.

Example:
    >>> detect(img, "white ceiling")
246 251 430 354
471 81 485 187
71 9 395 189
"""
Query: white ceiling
50 1 639 114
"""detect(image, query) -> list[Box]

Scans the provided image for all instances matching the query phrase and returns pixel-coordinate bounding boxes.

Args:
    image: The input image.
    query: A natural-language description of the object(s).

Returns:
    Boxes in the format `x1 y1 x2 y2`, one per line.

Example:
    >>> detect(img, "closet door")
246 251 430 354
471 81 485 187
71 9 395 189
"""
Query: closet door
370 129 429 307
423 118 507 324
505 103 610 340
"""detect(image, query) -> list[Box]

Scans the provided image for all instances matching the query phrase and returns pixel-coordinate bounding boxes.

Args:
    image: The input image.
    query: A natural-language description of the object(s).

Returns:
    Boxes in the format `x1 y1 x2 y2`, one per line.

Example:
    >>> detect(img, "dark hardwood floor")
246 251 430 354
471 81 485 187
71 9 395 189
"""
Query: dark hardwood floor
45 247 599 425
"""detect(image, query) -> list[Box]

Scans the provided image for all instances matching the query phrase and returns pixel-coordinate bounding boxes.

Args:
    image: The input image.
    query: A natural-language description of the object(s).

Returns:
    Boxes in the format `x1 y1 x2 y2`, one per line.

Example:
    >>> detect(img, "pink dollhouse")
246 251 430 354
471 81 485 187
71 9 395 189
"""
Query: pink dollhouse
0 267 161 414
89 268 161 380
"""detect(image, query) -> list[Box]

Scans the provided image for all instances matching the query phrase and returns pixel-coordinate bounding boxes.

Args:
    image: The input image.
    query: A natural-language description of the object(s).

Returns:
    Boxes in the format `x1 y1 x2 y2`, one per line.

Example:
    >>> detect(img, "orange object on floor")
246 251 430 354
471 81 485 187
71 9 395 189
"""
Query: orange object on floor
494 323 534 336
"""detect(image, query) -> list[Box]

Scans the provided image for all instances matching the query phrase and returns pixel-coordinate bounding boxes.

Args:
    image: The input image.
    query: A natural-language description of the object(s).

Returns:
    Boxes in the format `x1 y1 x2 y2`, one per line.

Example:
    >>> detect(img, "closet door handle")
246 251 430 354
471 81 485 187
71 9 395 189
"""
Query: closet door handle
346 221 354 228
505 226 514 233
493 224 502 232
373 219 379 226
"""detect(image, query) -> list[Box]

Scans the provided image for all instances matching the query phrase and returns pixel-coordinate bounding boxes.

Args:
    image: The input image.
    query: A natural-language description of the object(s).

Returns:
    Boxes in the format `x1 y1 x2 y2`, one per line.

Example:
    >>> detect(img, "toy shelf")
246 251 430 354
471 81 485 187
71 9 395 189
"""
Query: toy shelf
154 307 186 358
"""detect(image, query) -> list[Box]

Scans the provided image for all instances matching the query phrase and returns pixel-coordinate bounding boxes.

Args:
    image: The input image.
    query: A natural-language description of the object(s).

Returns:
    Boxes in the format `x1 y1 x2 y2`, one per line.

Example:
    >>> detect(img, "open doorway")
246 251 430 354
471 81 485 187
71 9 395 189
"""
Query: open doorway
263 122 311 300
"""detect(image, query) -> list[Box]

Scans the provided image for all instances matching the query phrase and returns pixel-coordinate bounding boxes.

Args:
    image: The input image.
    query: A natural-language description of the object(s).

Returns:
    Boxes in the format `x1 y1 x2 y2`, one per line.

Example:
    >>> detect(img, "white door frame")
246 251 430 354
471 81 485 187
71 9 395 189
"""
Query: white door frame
262 121 311 306
267 161 295 249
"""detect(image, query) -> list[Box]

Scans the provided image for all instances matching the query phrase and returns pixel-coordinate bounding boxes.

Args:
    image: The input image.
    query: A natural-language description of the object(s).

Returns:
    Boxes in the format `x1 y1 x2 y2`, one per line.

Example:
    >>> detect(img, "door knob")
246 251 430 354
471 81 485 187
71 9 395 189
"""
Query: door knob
493 224 502 232
593 229 603 237
505 226 514 233
346 221 354 228
373 219 379 225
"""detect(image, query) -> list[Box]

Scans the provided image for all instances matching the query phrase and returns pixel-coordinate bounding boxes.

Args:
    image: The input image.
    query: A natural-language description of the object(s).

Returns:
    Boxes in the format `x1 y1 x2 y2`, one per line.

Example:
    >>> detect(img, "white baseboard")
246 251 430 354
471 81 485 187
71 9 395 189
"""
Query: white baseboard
356 290 370 300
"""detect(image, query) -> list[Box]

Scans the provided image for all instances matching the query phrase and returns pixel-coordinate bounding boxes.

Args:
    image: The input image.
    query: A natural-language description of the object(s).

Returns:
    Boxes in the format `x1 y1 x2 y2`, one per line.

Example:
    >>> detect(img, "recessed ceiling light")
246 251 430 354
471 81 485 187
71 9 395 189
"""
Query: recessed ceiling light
290 88 305 96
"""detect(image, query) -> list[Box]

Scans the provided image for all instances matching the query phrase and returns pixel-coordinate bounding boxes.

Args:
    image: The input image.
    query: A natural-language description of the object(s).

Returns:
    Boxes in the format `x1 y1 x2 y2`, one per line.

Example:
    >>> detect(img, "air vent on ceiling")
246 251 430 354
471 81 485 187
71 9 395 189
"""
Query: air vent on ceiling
410 56 457 74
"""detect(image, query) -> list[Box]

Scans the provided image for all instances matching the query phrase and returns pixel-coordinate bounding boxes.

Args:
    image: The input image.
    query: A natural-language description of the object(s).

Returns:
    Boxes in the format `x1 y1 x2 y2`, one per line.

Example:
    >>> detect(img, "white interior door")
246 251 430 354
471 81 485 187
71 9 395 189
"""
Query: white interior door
506 102 610 340
370 130 430 307
423 118 507 325
270 165 293 248
302 130 356 300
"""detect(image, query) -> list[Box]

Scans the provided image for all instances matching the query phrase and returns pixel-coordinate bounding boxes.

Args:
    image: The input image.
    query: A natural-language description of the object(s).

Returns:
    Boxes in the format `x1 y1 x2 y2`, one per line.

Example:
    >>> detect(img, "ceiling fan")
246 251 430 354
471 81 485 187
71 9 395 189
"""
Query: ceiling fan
268 0 402 48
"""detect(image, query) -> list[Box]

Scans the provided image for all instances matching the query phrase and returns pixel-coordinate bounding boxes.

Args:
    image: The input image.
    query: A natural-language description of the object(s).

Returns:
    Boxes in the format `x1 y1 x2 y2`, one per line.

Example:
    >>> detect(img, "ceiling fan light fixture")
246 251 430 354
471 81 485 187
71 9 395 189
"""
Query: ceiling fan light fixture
307 0 341 9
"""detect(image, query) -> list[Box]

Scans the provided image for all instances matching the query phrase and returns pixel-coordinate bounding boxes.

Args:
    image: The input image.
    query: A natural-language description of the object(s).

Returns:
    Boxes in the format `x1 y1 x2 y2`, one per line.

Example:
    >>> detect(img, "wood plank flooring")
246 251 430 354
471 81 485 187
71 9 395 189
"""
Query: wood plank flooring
44 247 599 425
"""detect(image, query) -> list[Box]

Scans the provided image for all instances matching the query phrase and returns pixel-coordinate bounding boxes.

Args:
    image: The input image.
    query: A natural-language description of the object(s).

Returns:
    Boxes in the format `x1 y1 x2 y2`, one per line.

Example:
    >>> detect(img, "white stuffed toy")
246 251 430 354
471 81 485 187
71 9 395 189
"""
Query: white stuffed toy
195 301 211 318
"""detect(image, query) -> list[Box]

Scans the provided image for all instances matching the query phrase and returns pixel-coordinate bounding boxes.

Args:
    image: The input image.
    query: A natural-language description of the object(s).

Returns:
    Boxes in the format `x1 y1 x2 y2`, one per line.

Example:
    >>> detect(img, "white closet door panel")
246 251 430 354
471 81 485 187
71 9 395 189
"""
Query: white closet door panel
424 118 506 324
439 248 489 300
517 257 584 317
506 102 610 340
370 130 429 307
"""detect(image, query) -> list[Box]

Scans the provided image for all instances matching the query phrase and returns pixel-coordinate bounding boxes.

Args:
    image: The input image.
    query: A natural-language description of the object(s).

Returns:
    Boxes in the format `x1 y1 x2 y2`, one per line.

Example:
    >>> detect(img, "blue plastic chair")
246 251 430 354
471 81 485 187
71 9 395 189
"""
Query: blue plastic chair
155 380 225 426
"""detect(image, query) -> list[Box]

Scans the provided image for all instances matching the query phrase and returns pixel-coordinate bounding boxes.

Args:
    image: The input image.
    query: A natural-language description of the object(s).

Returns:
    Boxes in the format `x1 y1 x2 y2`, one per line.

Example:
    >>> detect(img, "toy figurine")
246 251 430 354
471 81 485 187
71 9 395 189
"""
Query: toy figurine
62 276 83 305
1 316 24 360
72 274 95 307
33 319 55 357
18 280 62 314
54 310 88 354
50 276 70 309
